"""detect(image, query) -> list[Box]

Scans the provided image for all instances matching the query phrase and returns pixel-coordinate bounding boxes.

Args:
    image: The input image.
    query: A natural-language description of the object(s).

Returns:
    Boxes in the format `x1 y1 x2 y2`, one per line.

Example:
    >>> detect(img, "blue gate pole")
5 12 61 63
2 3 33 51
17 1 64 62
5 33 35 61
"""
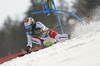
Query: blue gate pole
52 0 64 34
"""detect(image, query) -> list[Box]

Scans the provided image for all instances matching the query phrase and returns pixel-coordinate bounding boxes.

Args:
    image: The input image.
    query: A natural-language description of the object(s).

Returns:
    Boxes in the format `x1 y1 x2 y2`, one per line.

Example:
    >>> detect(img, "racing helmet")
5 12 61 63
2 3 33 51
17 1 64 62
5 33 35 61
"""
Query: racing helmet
24 17 35 29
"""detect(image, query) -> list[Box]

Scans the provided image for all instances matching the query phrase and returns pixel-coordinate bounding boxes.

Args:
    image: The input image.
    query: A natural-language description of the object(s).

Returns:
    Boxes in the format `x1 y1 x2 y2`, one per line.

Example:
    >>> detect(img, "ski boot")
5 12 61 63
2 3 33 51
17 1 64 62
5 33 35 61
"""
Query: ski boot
68 34 71 39
42 42 54 48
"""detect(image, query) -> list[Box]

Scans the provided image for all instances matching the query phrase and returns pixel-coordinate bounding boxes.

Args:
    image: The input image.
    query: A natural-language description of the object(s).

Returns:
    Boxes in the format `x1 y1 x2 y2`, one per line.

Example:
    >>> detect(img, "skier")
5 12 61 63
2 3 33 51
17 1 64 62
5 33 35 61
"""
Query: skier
43 0 54 16
24 17 70 53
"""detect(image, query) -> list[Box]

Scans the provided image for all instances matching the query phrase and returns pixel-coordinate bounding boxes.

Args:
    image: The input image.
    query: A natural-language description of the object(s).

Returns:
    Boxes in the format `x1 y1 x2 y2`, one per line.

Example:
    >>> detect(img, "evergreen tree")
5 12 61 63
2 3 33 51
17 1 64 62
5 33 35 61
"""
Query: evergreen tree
75 0 87 17
0 16 26 57
57 0 68 24
76 0 100 17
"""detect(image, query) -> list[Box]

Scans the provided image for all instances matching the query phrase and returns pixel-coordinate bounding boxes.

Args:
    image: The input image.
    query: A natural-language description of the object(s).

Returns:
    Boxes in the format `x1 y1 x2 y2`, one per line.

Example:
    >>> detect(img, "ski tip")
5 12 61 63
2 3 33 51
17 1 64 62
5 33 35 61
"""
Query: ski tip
18 54 26 57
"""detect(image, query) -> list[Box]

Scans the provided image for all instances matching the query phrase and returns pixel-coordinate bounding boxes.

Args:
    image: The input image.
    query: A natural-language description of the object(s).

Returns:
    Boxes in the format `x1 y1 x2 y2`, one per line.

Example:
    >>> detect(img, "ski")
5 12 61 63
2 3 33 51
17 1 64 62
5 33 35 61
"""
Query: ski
17 46 49 57
18 51 32 57
18 43 56 57
17 34 71 57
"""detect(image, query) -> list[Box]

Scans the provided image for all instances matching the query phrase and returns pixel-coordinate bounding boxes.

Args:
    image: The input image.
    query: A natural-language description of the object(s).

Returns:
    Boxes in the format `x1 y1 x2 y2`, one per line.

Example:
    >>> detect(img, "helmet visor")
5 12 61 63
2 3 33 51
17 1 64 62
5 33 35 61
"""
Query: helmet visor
25 25 32 29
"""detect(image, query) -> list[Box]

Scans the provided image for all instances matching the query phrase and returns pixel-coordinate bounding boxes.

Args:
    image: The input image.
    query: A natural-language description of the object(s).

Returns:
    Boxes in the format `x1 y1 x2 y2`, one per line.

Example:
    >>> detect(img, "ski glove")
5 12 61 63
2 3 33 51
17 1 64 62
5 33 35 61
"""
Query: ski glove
26 46 31 54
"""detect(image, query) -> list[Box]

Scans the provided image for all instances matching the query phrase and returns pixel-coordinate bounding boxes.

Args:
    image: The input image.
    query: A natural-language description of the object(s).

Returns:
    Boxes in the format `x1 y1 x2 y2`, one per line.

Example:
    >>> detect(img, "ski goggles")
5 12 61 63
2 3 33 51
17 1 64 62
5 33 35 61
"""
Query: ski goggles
25 25 32 29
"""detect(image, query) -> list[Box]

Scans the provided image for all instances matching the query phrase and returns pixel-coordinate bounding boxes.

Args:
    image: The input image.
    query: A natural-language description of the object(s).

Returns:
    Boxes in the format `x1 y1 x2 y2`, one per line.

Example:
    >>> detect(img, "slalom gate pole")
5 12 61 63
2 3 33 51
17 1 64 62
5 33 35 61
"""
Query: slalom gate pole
49 10 84 25
32 10 84 25
52 0 64 34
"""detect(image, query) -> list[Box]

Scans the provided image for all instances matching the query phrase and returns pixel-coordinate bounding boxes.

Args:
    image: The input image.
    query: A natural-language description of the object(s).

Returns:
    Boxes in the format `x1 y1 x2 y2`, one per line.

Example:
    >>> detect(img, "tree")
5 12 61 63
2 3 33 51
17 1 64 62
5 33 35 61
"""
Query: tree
0 16 25 57
76 0 100 17
57 0 69 24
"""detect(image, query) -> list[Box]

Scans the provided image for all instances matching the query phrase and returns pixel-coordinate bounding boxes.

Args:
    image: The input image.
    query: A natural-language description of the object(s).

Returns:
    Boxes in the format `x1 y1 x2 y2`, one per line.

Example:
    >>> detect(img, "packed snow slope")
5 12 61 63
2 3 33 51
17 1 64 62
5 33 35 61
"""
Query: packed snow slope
0 21 100 66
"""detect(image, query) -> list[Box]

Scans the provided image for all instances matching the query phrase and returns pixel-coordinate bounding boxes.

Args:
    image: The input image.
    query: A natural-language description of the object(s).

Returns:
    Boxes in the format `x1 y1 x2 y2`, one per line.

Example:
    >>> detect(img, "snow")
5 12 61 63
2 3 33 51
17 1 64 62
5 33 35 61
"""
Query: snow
0 21 100 66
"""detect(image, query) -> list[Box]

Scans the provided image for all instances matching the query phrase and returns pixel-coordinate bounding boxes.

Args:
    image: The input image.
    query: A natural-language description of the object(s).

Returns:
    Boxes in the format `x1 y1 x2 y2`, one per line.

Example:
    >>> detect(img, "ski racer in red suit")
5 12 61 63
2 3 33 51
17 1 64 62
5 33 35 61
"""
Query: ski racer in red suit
24 17 70 53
